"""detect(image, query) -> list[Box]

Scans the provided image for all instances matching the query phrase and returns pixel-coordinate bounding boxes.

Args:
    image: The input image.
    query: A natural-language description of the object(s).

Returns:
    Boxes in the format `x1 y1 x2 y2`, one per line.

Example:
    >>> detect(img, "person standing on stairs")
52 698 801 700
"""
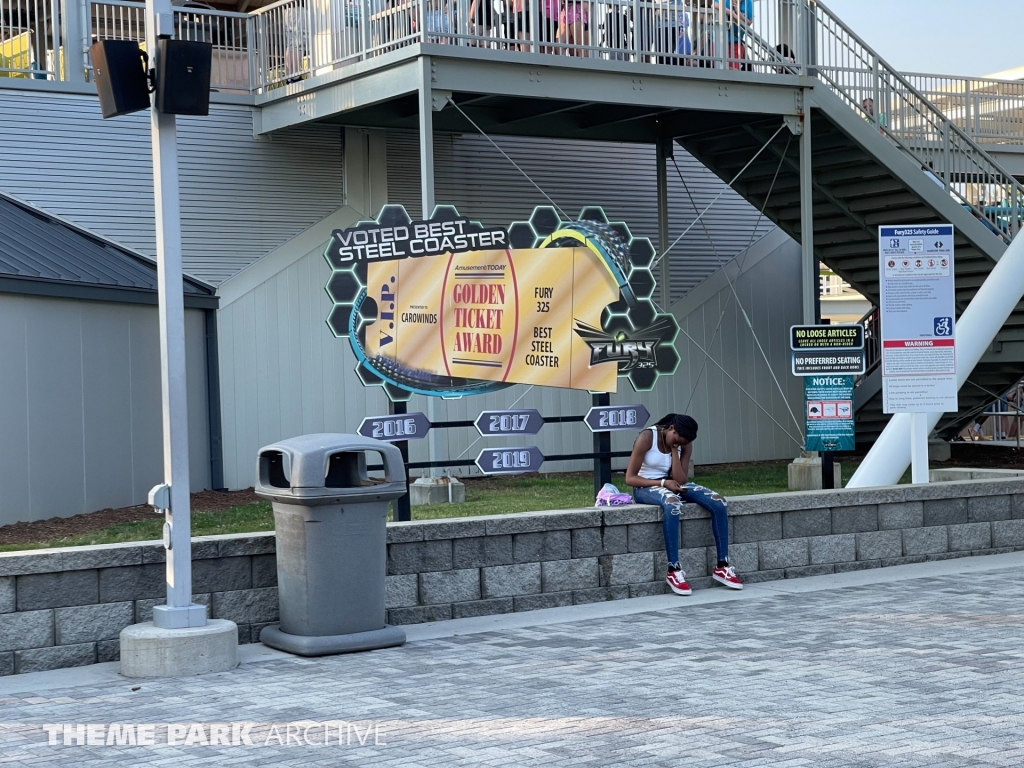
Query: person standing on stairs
626 414 743 595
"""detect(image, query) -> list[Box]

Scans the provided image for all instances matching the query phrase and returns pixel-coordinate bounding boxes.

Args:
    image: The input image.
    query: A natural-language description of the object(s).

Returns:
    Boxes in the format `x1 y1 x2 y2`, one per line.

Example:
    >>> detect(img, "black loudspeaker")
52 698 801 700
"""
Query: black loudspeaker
90 40 151 119
155 39 213 116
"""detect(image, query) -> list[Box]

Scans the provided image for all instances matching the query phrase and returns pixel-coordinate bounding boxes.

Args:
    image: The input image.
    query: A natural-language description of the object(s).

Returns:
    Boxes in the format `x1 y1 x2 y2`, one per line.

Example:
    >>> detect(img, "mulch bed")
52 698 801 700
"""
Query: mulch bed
0 489 260 547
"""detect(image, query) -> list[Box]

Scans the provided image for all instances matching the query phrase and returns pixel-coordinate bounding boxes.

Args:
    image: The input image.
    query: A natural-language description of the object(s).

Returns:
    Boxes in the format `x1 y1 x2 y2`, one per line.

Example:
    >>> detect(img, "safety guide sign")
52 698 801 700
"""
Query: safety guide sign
879 224 957 414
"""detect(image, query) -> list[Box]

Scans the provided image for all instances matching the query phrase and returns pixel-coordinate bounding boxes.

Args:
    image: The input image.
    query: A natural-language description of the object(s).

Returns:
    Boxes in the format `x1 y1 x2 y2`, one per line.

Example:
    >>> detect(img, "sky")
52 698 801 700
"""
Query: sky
821 0 1021 78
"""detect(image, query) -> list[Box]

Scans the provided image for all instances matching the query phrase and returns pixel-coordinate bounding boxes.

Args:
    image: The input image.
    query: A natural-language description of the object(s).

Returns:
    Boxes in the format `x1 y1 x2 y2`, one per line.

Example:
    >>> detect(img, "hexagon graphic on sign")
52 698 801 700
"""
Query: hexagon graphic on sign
584 404 651 433
474 409 545 437
357 412 432 442
475 446 545 475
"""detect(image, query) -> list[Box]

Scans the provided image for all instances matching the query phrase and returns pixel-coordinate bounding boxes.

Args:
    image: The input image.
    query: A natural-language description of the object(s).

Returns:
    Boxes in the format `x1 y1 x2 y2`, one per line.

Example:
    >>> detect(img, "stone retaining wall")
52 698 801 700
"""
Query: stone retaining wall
3 477 1024 675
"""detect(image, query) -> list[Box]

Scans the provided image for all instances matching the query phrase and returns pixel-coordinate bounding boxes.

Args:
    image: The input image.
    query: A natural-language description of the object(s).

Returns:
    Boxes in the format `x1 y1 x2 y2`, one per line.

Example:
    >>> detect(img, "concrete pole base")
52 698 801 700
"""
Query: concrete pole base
788 455 842 491
260 624 406 657
410 476 466 505
119 620 239 678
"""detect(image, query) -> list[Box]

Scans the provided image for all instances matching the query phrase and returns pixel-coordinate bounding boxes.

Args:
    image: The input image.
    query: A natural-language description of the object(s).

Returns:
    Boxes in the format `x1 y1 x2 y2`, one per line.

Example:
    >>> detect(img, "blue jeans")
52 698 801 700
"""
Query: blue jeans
633 484 729 569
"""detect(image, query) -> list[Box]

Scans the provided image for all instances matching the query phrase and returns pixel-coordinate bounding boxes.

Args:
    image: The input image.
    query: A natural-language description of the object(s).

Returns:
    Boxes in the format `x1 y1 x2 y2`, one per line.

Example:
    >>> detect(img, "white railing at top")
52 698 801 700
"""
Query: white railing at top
903 73 1024 147
0 0 61 79
87 0 254 92
811 0 1021 241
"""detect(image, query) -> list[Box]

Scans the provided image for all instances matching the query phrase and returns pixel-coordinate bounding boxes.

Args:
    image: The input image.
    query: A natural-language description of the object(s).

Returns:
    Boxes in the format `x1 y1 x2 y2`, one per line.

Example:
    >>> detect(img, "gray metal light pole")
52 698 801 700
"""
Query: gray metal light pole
145 0 205 630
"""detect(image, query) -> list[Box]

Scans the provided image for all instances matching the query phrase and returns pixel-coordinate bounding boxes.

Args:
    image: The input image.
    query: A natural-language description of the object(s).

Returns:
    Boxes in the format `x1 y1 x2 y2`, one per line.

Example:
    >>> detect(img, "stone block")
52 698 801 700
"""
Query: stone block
0 552 62 577
55 602 134 645
602 526 629 555
388 540 453 575
143 539 218 563
418 516 484 541
688 576 716 590
0 577 13 613
856 530 902 560
922 498 968 527
97 640 120 663
99 564 166 603
453 536 513 569
217 535 276 557
968 496 1012 523
902 527 948 556
927 551 971 562
881 555 927 567
483 514 552 535
541 558 599 592
785 564 834 578
1013 495 1024 519
514 592 573 612
629 581 668 598
742 570 785 584
678 548 708 577
0 651 14 675
835 560 880 573
992 520 1024 548
192 557 252 593
387 605 451 625
783 509 832 539
681 518 714 548
599 552 654 586
809 534 856 565
419 569 480 605
878 501 924 530
0 610 54 651
627 523 664 553
540 510 604 530
15 643 95 674
481 563 541 598
386 523 424 543
17 570 98 610
211 588 279 624
948 523 992 551
571 528 603 558
732 513 781 543
61 546 143 571
236 624 252 645
135 593 210 623
759 539 809 570
653 550 667 576
602 505 661 525
831 505 878 534
252 554 278 588
573 586 630 604
452 598 514 619
513 531 571 563
788 456 841 490
385 574 419 609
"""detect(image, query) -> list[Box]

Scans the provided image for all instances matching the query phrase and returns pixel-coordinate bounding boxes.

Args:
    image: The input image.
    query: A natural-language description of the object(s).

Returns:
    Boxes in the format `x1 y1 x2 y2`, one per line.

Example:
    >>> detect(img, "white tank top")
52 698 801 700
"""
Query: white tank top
638 426 674 480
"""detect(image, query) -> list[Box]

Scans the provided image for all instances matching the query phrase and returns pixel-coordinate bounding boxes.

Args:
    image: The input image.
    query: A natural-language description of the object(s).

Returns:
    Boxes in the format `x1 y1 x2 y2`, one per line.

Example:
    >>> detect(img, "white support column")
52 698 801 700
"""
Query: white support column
910 412 929 483
849 232 1024 488
60 0 85 82
419 58 442 474
146 0 205 630
799 99 815 325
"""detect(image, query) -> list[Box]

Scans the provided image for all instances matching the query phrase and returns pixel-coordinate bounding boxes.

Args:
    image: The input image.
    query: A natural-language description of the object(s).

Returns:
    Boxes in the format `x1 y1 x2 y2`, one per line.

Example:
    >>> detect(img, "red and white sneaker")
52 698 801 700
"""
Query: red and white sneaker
666 569 692 596
712 565 743 590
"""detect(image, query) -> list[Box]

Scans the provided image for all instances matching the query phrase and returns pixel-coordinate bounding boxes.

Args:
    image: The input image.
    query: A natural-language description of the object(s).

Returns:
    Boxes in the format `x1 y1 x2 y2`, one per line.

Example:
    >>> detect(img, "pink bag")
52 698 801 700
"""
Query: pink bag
596 482 632 507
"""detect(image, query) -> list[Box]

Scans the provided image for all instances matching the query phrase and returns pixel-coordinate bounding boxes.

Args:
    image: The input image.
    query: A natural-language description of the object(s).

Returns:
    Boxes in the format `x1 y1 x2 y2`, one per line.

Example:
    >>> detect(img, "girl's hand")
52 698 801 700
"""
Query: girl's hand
663 479 683 493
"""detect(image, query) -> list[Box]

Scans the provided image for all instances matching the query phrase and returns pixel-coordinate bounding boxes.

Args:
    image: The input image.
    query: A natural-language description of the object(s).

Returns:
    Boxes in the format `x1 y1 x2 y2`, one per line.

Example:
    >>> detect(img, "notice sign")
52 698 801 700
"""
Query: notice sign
790 324 864 351
879 225 958 413
805 375 855 452
792 351 865 376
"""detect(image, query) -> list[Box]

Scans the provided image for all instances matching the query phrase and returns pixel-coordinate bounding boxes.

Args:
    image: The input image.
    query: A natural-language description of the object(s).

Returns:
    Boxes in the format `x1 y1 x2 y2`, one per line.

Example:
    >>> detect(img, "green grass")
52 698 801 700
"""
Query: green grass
0 458 903 552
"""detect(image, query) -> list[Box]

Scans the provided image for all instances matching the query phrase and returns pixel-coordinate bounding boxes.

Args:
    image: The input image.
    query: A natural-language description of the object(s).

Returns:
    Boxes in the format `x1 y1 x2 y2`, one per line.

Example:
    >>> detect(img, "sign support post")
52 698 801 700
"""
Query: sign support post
592 393 612 497
390 400 413 521
911 412 929 484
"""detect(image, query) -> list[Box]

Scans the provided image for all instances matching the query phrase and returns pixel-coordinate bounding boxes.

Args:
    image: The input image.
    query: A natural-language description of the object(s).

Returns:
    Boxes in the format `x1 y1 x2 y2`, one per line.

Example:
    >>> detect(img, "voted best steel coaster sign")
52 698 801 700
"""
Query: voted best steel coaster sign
475 446 545 475
358 412 432 442
584 404 651 432
475 409 545 436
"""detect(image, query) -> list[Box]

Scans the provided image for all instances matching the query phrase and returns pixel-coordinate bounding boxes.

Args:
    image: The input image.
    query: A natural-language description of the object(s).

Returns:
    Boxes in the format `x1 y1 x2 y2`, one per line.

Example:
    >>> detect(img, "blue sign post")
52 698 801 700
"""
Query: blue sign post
804 376 855 452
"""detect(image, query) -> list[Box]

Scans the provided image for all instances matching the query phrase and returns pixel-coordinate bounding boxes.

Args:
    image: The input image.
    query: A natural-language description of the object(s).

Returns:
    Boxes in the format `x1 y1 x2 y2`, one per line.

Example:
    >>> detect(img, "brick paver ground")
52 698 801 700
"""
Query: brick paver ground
2 564 1024 766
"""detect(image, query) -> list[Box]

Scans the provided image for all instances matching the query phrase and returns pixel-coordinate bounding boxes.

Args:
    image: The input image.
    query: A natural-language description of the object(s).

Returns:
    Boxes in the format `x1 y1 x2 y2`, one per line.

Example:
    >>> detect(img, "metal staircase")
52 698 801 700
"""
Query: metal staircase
676 0 1023 444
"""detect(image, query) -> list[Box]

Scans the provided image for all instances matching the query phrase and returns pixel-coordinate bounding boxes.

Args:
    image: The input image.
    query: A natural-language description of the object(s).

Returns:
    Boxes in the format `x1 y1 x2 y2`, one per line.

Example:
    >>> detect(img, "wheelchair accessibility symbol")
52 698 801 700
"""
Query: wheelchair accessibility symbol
934 317 953 337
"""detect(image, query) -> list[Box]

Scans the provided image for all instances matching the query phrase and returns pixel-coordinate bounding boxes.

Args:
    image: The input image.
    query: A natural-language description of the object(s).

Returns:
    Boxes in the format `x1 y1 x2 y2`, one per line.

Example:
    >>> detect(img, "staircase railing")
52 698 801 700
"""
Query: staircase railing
812 0 1022 241
903 73 1024 147
857 305 879 379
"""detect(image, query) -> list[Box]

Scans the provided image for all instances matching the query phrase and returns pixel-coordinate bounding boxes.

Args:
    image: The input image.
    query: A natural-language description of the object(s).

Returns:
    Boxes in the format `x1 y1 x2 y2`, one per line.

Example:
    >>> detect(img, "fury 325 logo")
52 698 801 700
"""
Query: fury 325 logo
573 317 676 371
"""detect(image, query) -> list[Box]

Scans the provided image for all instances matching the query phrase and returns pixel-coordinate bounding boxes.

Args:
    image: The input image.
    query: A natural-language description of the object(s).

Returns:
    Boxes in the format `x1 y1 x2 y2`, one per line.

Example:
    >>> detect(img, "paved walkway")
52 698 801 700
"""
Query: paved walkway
3 554 1024 767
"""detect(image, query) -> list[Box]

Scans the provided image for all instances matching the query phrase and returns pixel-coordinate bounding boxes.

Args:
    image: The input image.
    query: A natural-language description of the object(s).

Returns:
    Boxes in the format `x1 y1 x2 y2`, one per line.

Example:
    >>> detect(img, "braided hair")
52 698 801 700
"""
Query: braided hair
656 413 698 443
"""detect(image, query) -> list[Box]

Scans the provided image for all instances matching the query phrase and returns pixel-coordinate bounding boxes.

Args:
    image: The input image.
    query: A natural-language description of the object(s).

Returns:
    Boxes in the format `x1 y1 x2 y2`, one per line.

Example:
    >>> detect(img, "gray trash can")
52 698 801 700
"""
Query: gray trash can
254 433 407 656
